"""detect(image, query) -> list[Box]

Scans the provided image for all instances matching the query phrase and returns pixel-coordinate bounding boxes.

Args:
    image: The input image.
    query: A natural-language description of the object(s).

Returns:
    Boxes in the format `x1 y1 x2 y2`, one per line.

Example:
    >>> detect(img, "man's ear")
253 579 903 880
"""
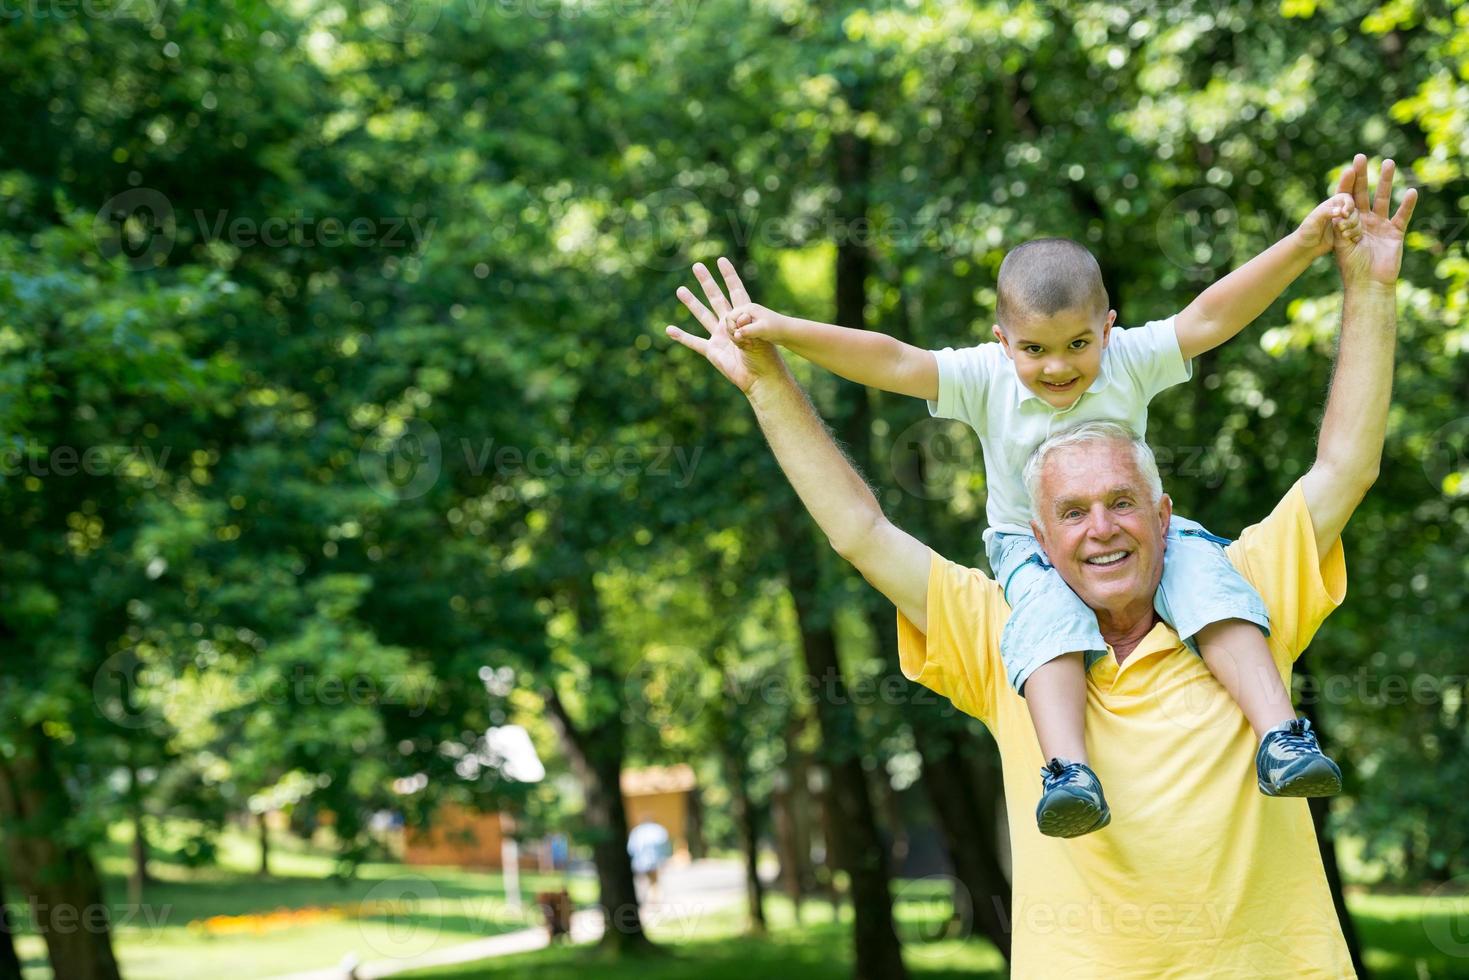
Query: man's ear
1158 492 1173 535
1030 518 1045 550
992 324 1013 359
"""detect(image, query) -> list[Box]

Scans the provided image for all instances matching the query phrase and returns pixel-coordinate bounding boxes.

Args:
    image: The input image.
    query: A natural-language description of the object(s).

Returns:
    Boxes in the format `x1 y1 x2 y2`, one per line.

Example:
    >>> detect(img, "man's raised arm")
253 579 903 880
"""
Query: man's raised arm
666 258 933 631
1301 154 1419 556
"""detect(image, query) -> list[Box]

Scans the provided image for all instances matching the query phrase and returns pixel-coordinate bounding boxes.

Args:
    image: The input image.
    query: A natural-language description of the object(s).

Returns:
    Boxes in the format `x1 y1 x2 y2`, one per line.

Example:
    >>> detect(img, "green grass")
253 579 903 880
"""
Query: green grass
1352 891 1469 979
404 894 1006 980
12 826 1469 979
402 889 1469 980
13 823 597 980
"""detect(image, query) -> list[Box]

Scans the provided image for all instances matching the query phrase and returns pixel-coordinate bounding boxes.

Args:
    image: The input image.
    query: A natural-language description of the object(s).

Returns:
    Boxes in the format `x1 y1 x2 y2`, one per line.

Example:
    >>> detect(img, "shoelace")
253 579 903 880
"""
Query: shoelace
1041 758 1085 785
1270 719 1319 759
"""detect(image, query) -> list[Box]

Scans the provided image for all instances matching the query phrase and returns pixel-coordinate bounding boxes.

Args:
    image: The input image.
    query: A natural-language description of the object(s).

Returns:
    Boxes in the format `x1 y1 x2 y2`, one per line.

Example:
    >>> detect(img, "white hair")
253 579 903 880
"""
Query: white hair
1022 421 1163 517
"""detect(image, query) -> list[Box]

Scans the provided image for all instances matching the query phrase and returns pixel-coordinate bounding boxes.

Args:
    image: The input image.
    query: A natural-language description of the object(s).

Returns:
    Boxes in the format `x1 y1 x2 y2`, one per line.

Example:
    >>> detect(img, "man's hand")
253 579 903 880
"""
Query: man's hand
1332 154 1418 288
666 258 785 394
1294 192 1360 257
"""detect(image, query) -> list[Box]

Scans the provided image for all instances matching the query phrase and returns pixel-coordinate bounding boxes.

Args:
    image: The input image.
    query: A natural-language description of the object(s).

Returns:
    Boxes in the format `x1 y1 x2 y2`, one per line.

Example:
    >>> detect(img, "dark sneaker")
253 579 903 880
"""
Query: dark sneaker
1257 718 1343 797
1036 758 1111 838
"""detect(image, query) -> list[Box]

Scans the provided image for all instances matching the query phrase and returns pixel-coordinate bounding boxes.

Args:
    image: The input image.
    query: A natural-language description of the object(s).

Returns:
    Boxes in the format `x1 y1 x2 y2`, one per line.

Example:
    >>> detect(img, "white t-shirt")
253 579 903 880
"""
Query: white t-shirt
927 317 1191 545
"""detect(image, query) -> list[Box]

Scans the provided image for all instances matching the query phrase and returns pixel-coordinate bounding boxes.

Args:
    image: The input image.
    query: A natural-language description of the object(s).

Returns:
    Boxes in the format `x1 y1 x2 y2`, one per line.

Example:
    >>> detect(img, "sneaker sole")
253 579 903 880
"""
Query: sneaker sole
1037 795 1112 838
1259 759 1343 798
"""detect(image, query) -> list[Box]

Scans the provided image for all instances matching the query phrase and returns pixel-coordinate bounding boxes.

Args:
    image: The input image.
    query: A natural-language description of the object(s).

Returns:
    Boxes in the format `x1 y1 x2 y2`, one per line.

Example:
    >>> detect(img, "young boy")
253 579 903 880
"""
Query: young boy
722 194 1362 838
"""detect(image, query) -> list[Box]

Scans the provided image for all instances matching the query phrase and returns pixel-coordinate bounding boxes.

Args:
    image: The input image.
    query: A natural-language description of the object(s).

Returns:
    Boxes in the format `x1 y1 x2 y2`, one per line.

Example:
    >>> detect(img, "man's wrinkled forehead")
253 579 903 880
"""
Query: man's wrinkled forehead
1037 441 1149 509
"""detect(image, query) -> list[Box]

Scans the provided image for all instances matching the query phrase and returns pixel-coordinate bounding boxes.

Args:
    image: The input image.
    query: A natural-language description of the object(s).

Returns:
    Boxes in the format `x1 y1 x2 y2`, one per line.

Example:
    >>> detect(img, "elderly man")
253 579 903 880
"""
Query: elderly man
667 154 1415 976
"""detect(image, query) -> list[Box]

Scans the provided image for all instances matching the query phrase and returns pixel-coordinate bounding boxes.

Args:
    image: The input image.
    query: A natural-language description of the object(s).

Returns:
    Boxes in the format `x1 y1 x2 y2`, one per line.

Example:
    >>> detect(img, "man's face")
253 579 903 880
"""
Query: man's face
1030 439 1170 619
995 305 1115 409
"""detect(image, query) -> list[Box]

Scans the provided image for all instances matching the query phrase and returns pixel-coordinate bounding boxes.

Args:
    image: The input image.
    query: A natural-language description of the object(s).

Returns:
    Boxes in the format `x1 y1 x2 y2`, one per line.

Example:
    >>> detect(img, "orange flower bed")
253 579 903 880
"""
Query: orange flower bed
189 901 412 936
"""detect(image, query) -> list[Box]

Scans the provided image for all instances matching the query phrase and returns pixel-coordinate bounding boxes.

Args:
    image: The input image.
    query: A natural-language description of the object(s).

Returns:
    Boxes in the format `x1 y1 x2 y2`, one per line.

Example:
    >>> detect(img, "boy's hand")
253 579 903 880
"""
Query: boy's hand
725 302 793 346
1295 192 1361 257
667 259 786 395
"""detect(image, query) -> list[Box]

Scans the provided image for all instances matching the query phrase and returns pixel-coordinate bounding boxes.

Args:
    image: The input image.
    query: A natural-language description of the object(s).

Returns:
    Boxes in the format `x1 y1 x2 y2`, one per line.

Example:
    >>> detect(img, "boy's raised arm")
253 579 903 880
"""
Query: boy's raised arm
727 303 940 401
1174 183 1360 361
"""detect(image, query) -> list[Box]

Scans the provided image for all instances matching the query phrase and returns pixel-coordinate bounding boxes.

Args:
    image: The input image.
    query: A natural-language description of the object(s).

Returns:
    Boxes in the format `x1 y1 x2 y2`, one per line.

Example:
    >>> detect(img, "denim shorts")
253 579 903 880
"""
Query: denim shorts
985 515 1271 695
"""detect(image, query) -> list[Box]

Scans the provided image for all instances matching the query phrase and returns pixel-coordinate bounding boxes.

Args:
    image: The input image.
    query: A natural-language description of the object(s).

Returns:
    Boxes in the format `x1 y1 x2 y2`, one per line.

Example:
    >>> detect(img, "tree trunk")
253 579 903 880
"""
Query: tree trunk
0 727 123 980
257 810 271 877
866 605 1014 960
0 873 23 980
770 720 813 927
782 523 908 980
870 762 908 870
878 415 1015 958
758 105 908 980
685 786 707 861
714 665 767 934
726 749 767 934
913 727 1013 959
544 666 653 956
127 760 150 905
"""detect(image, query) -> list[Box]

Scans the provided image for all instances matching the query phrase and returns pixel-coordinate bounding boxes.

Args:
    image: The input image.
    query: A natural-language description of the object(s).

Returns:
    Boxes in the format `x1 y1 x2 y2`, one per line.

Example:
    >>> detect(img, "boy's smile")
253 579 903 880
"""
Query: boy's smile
995 305 1117 409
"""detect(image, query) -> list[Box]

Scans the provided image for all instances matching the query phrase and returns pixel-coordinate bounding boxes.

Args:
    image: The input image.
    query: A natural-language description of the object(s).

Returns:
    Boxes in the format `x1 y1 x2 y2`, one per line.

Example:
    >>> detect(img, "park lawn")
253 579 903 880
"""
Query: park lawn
406 892 1007 980
404 889 1469 980
1352 890 1469 979
13 823 597 980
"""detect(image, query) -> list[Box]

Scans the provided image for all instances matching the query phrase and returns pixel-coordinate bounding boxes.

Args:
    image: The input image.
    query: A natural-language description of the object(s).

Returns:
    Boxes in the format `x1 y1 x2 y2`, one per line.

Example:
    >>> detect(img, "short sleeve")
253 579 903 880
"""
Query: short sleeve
1108 316 1193 400
1225 480 1347 669
927 344 997 430
896 550 1008 727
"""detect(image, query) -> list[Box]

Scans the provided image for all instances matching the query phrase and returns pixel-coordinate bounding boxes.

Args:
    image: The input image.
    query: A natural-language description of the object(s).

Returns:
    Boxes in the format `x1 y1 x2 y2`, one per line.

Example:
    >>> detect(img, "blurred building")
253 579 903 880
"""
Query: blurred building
403 760 701 870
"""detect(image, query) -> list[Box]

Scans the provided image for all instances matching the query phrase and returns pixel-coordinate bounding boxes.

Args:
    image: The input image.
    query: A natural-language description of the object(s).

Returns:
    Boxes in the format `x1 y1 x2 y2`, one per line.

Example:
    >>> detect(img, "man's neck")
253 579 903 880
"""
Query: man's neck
1095 605 1160 664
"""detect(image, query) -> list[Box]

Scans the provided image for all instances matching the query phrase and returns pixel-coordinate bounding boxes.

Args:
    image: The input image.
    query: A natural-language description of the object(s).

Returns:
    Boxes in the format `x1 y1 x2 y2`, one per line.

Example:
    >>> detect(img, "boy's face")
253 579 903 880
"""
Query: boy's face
994 305 1116 410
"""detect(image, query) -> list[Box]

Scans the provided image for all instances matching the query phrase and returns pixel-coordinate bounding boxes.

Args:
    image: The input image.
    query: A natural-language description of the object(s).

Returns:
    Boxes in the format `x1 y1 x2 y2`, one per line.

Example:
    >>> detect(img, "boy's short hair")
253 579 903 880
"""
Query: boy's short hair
996 238 1108 331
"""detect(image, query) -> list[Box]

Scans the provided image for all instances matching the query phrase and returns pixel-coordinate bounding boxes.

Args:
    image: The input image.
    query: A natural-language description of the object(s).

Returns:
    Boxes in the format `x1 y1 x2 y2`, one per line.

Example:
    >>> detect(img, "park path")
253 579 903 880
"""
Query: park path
268 858 749 980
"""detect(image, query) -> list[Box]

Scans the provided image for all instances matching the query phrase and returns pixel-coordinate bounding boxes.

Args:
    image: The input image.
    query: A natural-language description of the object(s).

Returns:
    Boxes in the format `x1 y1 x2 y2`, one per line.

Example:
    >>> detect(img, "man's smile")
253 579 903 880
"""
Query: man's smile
1083 549 1132 568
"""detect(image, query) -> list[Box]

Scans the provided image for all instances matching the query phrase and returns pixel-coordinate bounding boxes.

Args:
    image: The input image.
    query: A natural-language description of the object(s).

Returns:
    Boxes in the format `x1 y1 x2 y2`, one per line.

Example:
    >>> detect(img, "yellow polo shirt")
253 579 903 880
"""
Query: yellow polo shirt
898 481 1354 978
